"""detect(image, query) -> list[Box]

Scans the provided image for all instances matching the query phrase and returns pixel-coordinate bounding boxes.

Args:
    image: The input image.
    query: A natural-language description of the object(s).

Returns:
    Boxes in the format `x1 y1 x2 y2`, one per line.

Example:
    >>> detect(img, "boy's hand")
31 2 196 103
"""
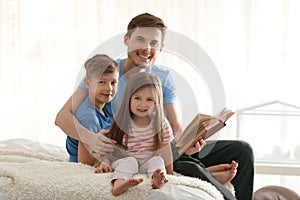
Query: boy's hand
84 130 116 158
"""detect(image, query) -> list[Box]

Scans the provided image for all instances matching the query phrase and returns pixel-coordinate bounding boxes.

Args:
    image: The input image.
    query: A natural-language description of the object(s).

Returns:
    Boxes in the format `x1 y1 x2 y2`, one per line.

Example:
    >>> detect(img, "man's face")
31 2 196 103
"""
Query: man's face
125 27 163 68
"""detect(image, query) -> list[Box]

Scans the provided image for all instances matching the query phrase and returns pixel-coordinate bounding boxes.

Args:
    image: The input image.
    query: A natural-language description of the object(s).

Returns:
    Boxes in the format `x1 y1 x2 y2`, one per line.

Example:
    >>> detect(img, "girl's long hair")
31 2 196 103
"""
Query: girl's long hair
108 72 164 151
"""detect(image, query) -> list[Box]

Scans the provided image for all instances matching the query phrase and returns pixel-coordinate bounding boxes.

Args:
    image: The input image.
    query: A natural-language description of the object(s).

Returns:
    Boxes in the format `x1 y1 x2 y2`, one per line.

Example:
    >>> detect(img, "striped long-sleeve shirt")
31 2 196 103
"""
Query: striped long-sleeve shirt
125 117 174 165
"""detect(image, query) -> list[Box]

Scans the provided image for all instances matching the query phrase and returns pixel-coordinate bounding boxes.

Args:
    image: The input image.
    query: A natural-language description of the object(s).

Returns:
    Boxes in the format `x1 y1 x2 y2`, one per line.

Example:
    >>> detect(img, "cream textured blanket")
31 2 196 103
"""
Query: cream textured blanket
0 139 224 200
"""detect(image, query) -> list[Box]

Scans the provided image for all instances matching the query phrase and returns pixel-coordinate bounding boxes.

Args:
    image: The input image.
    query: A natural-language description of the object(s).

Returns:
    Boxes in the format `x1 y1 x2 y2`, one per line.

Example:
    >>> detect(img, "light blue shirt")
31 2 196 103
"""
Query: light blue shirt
66 97 113 162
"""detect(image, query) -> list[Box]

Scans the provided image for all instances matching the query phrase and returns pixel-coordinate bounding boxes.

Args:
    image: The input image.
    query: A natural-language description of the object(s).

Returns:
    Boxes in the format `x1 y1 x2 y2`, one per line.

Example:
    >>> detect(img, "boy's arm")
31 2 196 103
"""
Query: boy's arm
55 87 115 155
78 141 97 166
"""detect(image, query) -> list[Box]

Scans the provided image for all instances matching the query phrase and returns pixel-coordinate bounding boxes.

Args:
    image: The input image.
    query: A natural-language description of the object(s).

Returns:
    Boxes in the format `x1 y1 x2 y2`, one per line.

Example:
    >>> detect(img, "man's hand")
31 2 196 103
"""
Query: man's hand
185 139 206 155
81 129 116 158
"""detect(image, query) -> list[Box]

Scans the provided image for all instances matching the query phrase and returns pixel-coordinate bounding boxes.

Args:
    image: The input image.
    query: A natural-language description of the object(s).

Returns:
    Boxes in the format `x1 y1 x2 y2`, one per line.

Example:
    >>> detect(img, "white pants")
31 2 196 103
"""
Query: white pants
111 156 166 180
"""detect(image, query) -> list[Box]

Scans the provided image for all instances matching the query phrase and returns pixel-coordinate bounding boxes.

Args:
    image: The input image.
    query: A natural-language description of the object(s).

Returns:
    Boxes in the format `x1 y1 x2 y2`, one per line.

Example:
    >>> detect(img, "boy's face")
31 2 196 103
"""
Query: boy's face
85 71 119 107
125 27 163 68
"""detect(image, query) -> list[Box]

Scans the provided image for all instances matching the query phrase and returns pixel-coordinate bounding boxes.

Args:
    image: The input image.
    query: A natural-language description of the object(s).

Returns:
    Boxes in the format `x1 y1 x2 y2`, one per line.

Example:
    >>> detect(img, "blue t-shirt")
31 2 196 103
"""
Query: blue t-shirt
66 97 113 162
79 58 177 113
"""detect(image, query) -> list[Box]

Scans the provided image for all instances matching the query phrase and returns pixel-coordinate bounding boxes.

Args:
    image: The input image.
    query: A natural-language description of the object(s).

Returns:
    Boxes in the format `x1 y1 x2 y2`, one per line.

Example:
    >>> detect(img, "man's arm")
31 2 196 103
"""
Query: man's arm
55 87 88 141
164 103 203 155
55 87 115 154
164 103 181 135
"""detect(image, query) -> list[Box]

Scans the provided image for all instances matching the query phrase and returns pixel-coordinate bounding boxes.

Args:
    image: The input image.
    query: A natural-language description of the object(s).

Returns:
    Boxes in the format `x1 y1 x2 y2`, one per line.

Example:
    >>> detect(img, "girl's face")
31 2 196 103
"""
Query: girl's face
130 85 156 121
85 72 119 108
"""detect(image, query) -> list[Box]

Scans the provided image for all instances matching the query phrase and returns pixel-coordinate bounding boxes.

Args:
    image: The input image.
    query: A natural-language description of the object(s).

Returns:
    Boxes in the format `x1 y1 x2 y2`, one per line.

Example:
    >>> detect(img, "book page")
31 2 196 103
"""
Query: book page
215 107 235 122
176 108 234 155
176 114 210 147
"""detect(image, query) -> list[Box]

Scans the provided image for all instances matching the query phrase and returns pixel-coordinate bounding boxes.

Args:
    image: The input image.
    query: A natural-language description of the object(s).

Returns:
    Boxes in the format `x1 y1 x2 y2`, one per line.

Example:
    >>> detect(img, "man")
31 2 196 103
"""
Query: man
55 13 254 200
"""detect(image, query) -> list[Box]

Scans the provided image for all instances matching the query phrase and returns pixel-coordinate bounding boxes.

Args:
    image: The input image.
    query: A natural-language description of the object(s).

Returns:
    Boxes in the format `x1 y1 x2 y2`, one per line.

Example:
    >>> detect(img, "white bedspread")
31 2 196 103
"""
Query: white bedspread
0 139 224 200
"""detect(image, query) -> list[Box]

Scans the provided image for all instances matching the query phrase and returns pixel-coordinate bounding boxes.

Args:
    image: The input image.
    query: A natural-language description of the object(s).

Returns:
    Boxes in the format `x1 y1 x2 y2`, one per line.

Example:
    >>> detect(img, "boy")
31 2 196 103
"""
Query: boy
66 54 119 165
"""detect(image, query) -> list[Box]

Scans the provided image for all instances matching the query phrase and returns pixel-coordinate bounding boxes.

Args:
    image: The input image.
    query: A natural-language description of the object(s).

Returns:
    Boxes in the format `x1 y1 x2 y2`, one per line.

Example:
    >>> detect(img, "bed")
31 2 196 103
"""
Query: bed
0 138 227 200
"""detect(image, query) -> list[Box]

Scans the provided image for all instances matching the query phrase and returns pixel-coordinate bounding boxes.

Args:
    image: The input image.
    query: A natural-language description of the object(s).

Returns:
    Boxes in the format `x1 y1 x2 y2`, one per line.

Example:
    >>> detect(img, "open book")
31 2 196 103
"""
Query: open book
175 108 235 155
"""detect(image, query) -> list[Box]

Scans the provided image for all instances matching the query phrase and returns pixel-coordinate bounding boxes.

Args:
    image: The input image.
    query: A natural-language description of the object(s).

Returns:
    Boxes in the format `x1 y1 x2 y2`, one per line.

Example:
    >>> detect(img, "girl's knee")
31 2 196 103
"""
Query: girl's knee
113 156 139 172
151 156 164 163
125 157 139 167
149 156 165 169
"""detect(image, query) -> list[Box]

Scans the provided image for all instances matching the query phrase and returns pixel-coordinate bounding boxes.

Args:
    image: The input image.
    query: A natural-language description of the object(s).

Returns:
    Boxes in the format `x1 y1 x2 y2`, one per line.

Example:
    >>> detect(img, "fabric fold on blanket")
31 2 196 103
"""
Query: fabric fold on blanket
0 139 224 200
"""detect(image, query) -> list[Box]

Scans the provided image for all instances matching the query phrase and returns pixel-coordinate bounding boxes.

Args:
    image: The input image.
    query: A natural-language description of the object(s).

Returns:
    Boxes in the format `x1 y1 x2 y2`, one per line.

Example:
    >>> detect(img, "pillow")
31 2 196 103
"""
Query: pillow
254 185 300 200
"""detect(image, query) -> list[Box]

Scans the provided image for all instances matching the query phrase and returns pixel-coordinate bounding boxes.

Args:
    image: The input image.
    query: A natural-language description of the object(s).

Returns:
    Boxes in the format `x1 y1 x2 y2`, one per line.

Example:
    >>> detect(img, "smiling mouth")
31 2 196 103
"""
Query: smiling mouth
137 51 151 60
137 109 147 112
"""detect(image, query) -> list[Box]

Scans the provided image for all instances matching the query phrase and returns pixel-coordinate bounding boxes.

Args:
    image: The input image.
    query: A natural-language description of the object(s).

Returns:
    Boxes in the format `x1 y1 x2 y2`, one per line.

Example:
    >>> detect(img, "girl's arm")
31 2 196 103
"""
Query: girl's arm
161 143 174 174
160 118 175 174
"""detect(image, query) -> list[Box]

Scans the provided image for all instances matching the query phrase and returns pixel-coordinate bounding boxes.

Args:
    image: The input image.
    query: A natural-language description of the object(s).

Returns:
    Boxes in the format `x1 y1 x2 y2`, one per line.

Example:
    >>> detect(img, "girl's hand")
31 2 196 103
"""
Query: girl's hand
172 171 182 176
94 162 112 174
185 139 206 155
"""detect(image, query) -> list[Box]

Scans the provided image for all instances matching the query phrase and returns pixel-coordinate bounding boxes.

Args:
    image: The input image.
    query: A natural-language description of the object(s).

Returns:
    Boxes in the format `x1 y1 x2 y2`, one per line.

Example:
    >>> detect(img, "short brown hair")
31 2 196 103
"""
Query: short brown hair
85 54 118 79
126 13 167 42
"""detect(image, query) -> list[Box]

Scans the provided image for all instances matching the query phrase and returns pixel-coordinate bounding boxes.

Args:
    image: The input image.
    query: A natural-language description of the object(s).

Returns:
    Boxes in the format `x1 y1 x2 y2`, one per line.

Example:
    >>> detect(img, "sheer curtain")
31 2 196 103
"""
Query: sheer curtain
1 0 300 148
1 0 300 194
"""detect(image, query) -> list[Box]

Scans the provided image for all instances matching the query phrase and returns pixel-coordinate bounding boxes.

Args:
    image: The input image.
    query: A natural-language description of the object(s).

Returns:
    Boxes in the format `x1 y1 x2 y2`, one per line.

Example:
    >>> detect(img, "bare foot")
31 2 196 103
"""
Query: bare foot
207 161 238 185
112 178 143 196
206 164 231 173
152 169 168 189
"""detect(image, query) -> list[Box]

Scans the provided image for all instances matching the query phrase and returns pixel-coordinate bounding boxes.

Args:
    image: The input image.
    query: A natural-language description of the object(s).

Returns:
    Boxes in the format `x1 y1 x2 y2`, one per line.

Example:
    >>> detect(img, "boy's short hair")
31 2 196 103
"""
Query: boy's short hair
126 13 167 42
85 54 118 79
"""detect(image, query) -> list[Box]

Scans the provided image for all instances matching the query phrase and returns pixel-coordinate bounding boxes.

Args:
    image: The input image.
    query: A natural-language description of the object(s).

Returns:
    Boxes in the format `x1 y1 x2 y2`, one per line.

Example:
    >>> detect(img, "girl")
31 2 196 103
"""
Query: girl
96 72 174 196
